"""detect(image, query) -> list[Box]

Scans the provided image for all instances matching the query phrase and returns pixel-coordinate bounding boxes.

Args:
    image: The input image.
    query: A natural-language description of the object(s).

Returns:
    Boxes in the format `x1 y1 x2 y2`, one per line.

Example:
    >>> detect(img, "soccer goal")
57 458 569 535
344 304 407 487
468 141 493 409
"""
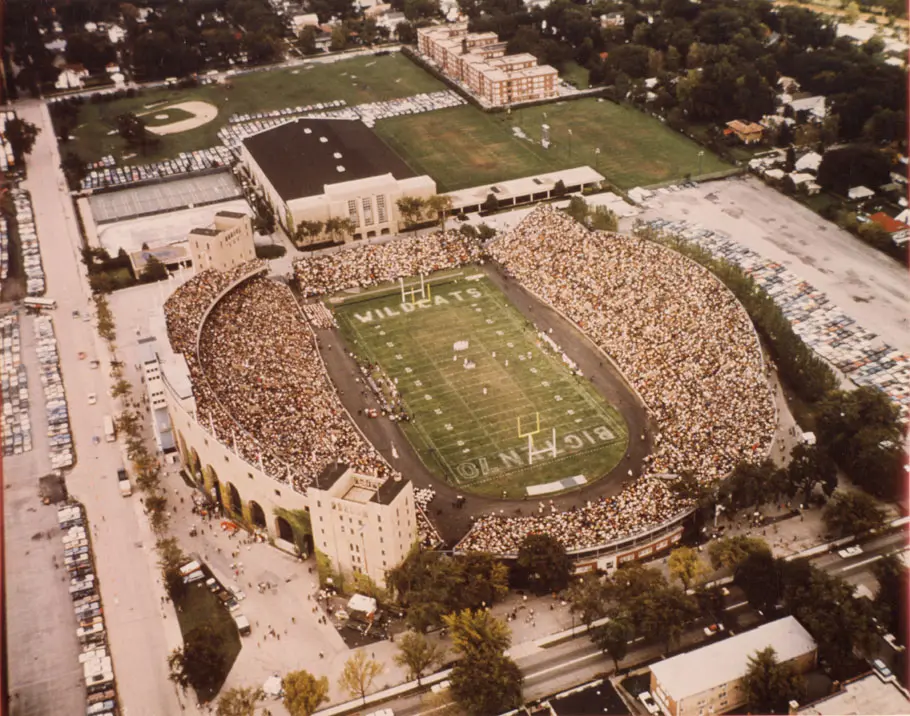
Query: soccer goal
518 412 557 465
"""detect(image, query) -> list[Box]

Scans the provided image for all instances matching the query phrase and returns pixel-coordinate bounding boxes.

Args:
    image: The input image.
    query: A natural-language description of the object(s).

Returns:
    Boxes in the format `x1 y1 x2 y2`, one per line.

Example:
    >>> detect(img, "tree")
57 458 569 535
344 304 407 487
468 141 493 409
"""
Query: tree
297 26 320 55
4 117 40 166
168 626 227 699
667 546 708 591
324 217 355 243
338 650 384 705
443 608 511 659
394 631 446 685
843 1 860 23
283 669 329 716
157 537 188 600
515 533 571 594
612 562 667 602
61 151 87 189
742 647 805 714
816 145 891 196
785 444 837 505
115 112 158 154
450 651 523 716
630 586 699 653
482 192 499 213
592 613 633 672
330 24 348 51
734 550 784 614
707 535 771 570
872 555 909 637
563 196 589 223
396 21 417 44
445 609 522 716
589 205 618 232
822 491 888 537
551 179 567 197
459 552 509 609
476 224 496 240
568 574 612 628
216 686 265 716
719 459 780 511
425 194 454 232
396 196 426 227
141 255 169 282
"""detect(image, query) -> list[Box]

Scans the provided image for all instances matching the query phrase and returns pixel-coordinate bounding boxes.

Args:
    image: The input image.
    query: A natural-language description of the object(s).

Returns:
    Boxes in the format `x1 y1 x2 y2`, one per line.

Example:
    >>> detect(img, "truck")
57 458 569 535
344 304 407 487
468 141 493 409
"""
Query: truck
102 416 115 443
117 468 131 497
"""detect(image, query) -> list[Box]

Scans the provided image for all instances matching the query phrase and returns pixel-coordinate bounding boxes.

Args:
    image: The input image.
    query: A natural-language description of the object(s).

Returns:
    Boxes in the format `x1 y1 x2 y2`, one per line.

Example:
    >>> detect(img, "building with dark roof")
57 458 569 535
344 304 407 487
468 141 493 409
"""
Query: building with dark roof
239 118 435 245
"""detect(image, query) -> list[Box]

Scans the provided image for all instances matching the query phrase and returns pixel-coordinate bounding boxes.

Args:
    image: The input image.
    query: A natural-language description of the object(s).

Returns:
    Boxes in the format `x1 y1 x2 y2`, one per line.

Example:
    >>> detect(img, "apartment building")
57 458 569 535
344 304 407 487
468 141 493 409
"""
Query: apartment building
417 23 558 106
188 210 256 272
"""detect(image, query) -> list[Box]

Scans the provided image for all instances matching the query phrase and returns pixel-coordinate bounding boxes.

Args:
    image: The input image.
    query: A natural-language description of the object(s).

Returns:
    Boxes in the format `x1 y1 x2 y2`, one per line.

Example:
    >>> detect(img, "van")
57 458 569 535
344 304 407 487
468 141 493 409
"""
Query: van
233 613 251 636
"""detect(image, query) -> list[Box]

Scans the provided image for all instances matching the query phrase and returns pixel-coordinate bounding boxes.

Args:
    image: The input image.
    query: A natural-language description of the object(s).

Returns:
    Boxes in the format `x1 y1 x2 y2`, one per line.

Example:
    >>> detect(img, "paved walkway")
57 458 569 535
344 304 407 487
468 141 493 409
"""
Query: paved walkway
15 98 187 716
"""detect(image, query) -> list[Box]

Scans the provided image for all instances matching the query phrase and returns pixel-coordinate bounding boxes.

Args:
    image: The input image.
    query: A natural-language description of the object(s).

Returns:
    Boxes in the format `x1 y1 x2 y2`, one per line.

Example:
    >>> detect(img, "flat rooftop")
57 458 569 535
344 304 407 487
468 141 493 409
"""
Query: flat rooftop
798 673 910 715
242 118 417 203
650 617 817 702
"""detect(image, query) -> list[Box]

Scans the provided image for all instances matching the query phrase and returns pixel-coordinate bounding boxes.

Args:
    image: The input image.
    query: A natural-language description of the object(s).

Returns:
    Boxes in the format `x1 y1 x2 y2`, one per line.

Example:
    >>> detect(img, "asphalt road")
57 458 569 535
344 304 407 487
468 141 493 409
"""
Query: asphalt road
15 99 186 716
355 528 907 716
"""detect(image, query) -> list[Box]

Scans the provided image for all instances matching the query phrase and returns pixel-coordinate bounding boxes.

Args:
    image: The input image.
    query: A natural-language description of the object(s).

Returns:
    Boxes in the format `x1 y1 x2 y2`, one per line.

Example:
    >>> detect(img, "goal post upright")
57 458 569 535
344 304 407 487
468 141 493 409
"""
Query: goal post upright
517 412 543 465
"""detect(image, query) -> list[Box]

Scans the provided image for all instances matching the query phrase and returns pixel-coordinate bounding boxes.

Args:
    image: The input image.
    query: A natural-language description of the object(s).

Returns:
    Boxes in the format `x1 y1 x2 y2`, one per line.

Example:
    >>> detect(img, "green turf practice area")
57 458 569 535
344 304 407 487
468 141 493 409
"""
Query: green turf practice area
374 98 731 191
332 272 629 498
66 53 445 164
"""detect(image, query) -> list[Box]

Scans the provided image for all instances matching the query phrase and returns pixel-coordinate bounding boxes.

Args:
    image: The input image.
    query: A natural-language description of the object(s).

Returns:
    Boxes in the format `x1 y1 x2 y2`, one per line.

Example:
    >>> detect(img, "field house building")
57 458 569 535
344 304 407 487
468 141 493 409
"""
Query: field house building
417 23 558 106
239 118 436 246
649 617 817 716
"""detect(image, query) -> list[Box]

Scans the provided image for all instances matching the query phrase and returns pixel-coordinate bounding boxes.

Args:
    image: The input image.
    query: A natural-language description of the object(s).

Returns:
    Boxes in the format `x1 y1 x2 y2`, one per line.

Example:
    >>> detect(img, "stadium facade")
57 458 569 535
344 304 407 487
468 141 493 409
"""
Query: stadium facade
153 244 418 588
239 118 436 245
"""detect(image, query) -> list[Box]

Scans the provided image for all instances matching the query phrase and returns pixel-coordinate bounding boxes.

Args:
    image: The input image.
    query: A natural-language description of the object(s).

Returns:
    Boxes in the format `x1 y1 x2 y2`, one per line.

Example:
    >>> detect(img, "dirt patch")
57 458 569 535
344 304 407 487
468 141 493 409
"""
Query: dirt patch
144 101 218 135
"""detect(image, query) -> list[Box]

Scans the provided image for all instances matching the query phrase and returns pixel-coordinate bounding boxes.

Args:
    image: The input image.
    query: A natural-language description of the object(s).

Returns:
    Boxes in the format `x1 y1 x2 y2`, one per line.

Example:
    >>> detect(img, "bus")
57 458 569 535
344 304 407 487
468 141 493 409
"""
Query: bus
23 297 57 311
103 415 116 443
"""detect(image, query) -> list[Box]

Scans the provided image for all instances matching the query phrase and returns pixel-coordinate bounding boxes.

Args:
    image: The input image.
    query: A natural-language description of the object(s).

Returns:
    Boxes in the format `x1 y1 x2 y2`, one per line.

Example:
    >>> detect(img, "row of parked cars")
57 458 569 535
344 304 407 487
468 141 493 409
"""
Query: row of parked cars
1 216 9 287
1 313 32 457
34 315 74 469
13 188 47 297
79 146 234 191
643 218 910 419
58 503 120 716
227 98 347 124
0 110 17 173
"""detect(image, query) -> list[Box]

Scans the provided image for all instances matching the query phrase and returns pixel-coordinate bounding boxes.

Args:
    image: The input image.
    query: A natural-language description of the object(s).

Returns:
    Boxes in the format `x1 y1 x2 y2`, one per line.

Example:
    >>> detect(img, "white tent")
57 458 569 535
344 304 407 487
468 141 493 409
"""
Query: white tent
848 185 875 200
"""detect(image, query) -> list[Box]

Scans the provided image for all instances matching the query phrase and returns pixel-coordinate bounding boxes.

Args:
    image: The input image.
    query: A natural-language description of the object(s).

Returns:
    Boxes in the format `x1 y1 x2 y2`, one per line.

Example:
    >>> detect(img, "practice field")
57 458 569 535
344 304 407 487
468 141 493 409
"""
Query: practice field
374 98 732 191
333 273 629 497
65 53 445 164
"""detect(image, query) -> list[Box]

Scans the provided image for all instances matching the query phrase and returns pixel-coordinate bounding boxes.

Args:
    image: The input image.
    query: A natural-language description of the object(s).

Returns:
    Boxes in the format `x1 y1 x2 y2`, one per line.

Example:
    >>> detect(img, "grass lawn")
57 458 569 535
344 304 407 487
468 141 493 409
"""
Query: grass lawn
139 106 196 126
374 98 731 191
332 272 628 498
559 61 591 89
174 583 242 703
67 53 446 164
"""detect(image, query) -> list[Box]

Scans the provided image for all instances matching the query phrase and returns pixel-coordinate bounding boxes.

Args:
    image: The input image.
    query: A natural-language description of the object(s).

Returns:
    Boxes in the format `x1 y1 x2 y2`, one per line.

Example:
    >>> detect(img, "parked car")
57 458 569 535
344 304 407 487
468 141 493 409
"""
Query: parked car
638 692 660 715
837 545 863 559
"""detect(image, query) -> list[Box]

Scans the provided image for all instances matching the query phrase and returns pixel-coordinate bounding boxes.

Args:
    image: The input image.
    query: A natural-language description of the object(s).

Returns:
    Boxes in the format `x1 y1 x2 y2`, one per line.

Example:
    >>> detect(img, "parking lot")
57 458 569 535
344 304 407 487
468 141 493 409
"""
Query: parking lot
622 177 910 355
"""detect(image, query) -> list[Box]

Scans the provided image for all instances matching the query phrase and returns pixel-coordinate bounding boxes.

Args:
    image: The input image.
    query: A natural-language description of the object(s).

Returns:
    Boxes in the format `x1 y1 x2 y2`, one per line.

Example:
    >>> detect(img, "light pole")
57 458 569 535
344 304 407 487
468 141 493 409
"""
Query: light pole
697 150 705 176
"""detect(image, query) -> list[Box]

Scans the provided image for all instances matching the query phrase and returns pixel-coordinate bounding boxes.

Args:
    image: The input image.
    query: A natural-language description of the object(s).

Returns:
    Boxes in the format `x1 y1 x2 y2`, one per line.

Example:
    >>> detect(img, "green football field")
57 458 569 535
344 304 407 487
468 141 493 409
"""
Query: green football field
332 272 629 498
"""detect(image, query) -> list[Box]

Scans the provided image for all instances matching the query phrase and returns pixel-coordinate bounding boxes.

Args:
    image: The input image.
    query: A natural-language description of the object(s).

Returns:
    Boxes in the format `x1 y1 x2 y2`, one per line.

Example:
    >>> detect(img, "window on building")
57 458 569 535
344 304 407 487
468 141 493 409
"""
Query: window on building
362 197 374 226
376 195 387 223
347 199 358 224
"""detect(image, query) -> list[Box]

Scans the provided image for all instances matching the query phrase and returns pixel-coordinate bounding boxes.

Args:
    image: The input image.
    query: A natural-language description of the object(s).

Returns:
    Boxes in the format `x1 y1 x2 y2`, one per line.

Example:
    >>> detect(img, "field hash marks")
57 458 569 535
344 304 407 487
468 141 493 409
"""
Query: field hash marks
333 275 629 497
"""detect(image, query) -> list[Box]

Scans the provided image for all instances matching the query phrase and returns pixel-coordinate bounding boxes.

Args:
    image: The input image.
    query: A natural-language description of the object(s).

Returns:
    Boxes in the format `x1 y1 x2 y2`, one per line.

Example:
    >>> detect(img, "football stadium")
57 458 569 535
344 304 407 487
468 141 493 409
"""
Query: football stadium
160 205 777 584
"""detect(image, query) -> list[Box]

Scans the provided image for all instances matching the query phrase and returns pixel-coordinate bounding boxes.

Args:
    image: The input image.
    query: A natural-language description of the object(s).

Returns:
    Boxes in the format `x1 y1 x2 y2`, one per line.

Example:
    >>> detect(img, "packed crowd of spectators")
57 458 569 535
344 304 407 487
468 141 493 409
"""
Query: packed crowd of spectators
456 206 777 553
165 206 777 554
165 260 393 492
294 232 484 297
